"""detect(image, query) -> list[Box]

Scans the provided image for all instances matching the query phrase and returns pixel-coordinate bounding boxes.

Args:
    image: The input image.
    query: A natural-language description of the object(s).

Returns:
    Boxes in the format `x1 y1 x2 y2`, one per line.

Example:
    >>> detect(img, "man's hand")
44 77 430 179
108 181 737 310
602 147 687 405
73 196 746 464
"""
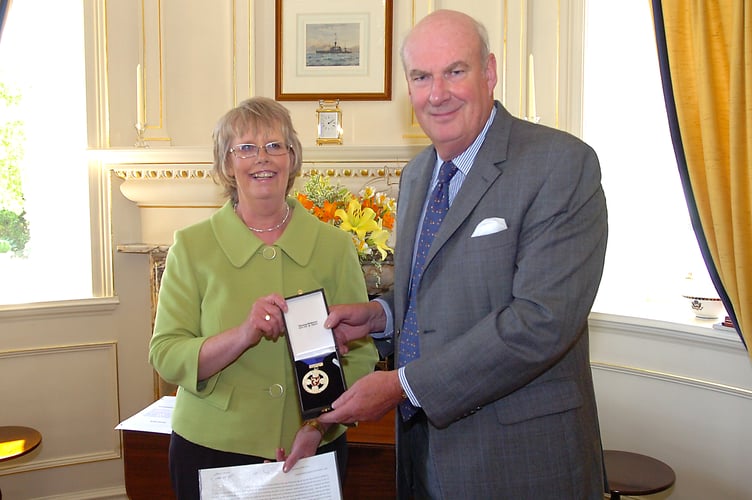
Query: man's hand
318 370 403 424
325 302 386 354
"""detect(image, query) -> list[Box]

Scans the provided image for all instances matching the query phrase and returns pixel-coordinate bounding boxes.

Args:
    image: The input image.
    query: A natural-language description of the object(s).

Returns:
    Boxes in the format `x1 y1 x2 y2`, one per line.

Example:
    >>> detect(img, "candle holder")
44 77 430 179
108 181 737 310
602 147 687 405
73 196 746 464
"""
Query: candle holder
134 122 149 148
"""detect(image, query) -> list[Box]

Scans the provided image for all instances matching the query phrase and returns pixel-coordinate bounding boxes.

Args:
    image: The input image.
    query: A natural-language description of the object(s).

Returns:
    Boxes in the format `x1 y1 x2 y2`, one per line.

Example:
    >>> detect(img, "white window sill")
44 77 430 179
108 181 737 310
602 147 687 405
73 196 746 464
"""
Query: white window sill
0 296 119 320
590 295 741 347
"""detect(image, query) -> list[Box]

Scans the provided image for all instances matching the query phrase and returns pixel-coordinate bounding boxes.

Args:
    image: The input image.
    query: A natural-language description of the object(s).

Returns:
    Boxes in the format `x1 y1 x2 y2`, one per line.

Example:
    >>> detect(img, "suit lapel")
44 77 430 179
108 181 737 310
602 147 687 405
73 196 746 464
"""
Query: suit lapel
395 150 435 311
394 104 515 312
424 107 512 269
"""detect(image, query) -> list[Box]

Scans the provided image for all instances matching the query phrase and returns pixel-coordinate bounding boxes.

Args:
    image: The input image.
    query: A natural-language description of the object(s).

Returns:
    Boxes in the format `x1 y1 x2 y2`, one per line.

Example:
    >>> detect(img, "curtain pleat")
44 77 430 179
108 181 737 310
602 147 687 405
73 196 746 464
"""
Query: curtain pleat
652 0 751 350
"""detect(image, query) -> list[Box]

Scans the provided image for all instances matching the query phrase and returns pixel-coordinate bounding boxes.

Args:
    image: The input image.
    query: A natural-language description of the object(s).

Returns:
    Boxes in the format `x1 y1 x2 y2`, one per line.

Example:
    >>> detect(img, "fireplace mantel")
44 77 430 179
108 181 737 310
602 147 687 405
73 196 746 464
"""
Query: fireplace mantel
96 145 422 244
91 144 426 164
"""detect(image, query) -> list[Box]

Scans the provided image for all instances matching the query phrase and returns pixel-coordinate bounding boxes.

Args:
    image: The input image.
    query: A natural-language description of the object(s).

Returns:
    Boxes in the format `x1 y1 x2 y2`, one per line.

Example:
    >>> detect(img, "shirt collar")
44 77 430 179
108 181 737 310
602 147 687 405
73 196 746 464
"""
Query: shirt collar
435 104 497 177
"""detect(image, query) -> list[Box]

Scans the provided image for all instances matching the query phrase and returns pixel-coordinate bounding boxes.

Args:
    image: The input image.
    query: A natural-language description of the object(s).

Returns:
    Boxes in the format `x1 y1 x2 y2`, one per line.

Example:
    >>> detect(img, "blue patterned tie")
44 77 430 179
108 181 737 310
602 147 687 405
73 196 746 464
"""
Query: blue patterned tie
398 161 458 420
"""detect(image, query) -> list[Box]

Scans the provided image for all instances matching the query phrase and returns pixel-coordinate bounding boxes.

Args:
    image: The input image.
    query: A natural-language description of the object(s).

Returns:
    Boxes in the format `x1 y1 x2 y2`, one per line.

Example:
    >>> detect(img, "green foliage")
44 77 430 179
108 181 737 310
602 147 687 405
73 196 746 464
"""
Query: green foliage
0 209 29 257
0 81 30 257
297 173 352 207
1 81 26 214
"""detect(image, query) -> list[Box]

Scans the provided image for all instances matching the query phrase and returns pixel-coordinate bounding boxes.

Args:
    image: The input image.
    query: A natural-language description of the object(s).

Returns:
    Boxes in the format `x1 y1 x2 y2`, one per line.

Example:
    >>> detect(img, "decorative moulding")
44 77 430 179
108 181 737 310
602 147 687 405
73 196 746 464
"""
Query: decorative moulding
90 144 425 164
95 145 422 244
99 145 424 206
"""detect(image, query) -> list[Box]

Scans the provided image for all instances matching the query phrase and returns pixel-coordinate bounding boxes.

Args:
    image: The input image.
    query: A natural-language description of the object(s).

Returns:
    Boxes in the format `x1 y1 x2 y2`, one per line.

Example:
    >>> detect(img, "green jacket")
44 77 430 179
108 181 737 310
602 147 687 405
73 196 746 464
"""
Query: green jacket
149 198 377 458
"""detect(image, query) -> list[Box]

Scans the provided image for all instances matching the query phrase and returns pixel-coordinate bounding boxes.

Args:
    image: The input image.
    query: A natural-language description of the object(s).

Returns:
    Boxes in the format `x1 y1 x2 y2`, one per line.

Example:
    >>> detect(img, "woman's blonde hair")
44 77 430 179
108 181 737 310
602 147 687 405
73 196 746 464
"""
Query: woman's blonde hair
212 97 303 204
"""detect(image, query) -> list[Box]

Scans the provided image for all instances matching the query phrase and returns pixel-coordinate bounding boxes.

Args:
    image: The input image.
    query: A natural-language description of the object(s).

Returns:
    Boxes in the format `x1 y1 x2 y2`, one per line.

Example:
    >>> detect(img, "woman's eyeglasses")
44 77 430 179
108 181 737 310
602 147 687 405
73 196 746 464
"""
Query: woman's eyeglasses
229 141 291 159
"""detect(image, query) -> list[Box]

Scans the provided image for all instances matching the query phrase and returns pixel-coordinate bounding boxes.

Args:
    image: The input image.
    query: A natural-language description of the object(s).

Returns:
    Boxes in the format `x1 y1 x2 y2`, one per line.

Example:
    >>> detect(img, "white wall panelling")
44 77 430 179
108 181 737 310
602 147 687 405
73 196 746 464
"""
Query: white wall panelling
0 343 120 474
590 314 752 499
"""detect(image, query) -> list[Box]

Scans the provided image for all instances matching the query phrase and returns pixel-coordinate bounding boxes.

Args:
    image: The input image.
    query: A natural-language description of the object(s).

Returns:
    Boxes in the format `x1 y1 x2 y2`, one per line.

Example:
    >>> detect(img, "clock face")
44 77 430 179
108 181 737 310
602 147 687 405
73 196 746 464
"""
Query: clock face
318 111 340 139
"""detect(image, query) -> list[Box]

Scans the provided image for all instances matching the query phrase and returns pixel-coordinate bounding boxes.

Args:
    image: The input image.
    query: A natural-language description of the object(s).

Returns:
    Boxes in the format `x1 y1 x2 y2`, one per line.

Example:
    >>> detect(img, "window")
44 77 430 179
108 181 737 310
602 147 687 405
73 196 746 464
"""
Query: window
0 1 93 305
583 1 720 322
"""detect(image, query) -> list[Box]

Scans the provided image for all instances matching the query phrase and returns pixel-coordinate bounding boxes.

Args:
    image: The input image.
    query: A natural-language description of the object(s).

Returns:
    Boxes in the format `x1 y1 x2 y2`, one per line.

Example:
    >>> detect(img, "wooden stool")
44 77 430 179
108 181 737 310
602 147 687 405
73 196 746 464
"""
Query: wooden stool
604 450 675 499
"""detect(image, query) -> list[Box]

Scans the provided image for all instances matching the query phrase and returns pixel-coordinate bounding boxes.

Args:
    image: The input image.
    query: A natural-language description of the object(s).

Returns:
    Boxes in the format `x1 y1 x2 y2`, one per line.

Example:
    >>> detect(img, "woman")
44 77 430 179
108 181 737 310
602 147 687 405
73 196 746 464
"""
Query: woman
149 97 378 499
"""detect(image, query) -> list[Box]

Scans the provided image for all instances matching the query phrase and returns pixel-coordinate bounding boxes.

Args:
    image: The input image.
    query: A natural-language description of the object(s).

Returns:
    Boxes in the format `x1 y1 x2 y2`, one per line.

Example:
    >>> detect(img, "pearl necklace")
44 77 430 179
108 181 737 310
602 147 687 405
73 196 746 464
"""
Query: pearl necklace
236 203 291 233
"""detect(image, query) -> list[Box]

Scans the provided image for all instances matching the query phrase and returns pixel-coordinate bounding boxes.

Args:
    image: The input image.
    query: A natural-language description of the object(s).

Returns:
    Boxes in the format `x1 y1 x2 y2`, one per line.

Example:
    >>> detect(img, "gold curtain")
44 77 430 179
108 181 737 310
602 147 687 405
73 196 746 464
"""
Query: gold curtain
0 0 13 42
656 0 750 349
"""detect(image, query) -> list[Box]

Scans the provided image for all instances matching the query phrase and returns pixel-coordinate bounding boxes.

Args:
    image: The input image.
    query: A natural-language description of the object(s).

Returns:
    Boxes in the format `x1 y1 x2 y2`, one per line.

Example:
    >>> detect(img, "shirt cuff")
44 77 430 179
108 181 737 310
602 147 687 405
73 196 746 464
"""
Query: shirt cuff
398 366 420 407
368 297 394 340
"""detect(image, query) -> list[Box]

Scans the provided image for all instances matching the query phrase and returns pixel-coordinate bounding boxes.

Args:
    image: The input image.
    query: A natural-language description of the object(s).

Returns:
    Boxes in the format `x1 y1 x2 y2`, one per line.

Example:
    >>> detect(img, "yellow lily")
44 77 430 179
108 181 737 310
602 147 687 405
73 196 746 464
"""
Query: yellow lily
336 199 379 241
368 222 393 260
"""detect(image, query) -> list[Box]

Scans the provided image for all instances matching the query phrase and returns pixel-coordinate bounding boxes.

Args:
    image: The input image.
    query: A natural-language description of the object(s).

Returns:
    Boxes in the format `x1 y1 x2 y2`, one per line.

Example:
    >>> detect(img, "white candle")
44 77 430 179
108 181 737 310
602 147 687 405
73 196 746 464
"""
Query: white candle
527 54 537 119
136 64 145 125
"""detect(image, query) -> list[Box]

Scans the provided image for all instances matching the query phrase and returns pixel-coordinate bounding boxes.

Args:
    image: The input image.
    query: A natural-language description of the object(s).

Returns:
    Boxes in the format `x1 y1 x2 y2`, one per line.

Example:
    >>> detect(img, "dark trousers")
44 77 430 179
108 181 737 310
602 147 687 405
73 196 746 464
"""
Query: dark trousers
169 431 348 500
397 411 443 500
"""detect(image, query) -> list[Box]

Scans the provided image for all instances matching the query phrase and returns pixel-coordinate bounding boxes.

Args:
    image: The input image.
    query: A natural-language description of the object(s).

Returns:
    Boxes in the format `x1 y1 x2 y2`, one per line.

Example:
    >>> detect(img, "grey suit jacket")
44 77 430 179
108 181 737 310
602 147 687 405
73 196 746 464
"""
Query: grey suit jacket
388 103 608 498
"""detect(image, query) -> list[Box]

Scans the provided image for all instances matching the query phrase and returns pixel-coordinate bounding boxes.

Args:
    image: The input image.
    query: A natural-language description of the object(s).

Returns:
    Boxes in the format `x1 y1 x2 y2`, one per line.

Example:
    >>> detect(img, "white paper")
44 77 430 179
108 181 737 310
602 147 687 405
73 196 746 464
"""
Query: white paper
115 395 175 434
199 451 342 500
285 291 336 361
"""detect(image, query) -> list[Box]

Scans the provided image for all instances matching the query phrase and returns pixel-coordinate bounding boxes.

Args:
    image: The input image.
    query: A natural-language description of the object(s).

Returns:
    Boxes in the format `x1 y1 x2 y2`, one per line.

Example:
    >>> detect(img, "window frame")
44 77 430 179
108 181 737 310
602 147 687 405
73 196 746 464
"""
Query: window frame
0 0 113 313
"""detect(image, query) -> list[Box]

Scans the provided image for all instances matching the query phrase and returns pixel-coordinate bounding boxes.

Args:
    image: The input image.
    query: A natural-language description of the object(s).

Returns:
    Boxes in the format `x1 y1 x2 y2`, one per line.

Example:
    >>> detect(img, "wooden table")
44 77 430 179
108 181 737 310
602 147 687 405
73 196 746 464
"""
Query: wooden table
122 411 397 500
122 430 175 500
0 426 42 462
343 410 396 500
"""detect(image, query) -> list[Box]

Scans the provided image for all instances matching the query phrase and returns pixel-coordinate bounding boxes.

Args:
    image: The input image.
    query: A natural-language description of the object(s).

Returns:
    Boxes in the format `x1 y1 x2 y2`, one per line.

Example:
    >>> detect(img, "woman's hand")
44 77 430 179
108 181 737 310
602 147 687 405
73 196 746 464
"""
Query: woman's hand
278 420 328 473
242 293 288 347
197 293 288 380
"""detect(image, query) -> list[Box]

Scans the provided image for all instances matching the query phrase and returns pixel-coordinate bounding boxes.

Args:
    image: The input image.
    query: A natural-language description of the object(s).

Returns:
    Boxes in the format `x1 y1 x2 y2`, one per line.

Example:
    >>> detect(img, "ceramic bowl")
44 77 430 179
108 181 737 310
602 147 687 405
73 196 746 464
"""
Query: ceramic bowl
683 295 724 319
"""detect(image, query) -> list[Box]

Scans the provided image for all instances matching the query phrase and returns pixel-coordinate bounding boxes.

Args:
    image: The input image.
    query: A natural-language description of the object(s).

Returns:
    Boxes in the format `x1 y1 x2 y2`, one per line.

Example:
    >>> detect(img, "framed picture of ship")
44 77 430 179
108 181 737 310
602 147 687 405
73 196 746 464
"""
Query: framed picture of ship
275 0 393 101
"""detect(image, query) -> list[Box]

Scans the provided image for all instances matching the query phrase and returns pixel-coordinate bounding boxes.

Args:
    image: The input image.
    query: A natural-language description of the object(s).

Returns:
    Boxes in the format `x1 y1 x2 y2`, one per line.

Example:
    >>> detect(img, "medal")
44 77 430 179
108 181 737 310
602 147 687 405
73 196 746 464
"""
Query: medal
302 363 329 394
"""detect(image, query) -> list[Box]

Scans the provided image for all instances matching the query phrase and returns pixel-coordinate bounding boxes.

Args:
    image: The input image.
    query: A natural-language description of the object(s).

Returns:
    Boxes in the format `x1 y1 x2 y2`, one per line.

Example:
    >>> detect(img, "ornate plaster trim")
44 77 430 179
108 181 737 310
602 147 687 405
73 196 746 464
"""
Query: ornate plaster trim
97 145 421 206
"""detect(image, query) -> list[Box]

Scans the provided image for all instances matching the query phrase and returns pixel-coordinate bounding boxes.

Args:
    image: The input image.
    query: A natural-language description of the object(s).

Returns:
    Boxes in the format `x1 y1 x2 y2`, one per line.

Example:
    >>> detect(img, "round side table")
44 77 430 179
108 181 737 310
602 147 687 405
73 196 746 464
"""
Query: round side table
0 426 42 462
0 426 42 500
604 449 676 499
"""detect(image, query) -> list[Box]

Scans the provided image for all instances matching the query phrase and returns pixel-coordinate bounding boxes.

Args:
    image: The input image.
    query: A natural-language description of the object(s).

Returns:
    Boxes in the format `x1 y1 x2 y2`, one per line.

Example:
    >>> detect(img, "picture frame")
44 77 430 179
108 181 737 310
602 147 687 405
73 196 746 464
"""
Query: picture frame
275 0 393 101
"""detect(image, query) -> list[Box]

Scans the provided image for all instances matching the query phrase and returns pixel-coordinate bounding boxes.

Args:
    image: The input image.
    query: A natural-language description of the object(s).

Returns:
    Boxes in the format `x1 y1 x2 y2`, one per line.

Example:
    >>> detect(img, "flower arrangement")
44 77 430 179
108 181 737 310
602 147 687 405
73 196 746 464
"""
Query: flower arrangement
295 174 395 266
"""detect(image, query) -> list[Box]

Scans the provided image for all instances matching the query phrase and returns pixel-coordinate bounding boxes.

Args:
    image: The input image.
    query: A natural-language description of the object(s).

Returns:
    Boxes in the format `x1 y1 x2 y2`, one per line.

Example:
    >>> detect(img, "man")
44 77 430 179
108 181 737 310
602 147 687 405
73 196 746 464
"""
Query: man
315 9 608 498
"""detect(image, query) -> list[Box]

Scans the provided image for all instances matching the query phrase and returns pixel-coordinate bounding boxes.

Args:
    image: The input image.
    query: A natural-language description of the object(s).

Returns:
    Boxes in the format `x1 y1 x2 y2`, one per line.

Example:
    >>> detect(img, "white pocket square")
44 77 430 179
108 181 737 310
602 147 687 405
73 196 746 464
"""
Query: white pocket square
471 217 507 237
